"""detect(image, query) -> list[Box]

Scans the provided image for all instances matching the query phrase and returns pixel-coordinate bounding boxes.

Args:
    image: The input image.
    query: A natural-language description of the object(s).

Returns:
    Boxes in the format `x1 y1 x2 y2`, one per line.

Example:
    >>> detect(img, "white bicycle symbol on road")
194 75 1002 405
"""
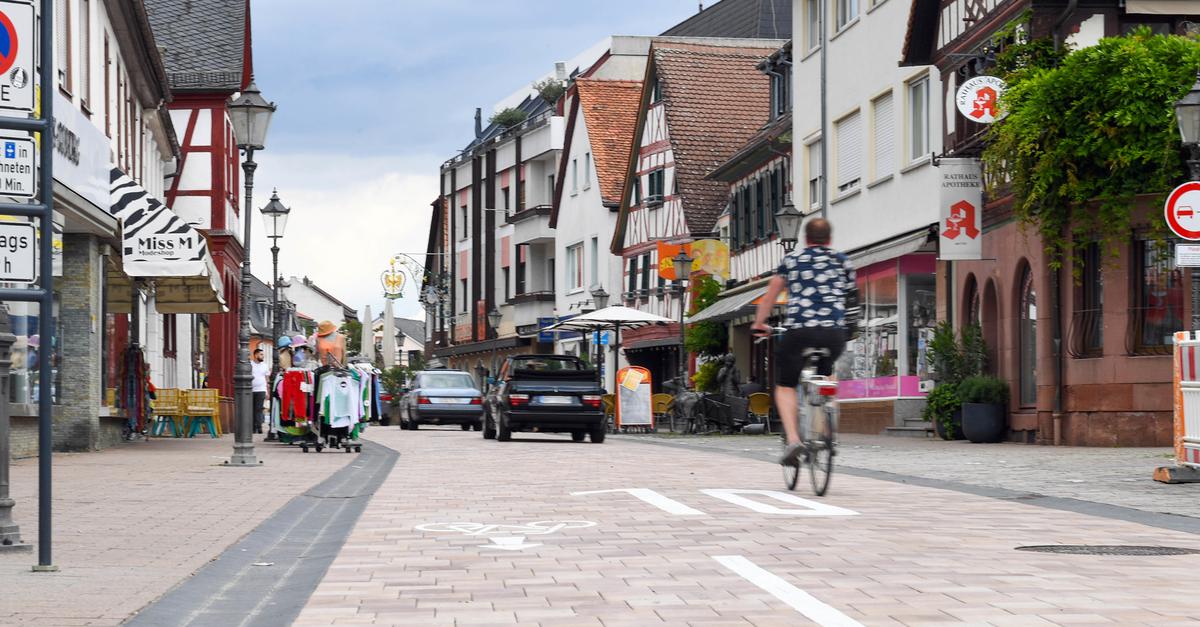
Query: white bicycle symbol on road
415 520 597 537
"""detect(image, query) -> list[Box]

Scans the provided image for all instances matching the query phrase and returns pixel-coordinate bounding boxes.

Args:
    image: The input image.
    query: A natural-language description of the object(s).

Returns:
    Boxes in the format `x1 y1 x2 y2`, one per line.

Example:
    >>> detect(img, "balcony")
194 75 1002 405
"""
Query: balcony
511 291 555 329
508 205 553 245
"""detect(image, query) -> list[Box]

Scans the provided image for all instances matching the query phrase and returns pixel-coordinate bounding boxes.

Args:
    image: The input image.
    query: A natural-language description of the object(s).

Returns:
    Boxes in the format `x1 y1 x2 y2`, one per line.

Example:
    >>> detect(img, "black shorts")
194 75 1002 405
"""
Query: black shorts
774 326 847 387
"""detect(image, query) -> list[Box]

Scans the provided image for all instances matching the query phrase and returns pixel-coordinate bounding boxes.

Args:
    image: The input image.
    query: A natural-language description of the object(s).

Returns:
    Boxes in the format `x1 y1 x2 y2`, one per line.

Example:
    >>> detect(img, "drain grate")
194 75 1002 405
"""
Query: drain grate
1016 545 1200 556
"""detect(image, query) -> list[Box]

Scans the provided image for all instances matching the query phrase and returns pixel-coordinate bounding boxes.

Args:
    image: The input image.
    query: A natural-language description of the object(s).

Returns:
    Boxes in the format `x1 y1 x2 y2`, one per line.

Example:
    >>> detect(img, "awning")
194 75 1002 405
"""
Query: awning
848 227 934 269
687 285 768 324
1125 0 1200 13
109 169 227 313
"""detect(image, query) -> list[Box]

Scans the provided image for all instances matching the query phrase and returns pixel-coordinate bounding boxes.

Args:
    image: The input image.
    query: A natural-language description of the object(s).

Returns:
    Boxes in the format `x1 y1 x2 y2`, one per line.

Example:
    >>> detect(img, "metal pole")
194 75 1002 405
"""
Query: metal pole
229 150 258 466
0 305 27 552
678 283 687 391
1191 156 1200 334
34 0 56 571
266 242 279 441
818 0 829 218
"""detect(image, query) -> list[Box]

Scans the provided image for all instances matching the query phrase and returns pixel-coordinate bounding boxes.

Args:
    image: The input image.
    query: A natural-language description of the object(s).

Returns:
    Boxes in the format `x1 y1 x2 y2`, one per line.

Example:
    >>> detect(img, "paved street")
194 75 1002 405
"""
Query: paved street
288 428 1200 626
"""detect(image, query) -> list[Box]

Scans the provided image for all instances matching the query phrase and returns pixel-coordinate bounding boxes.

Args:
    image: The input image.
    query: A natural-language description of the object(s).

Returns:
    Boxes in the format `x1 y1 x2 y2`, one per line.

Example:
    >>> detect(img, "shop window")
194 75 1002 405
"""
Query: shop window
1130 238 1182 354
1019 265 1037 406
7 295 62 406
906 272 936 381
1069 242 1103 358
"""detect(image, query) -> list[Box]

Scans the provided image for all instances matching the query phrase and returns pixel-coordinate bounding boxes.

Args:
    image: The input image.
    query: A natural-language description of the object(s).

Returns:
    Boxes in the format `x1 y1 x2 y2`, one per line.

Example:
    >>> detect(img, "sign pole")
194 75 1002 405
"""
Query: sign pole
34 0 54 571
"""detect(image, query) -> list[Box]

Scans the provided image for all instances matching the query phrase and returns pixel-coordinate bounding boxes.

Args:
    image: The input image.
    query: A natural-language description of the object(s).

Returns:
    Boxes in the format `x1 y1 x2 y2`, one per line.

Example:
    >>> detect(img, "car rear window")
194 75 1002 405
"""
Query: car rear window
419 373 476 389
512 358 585 372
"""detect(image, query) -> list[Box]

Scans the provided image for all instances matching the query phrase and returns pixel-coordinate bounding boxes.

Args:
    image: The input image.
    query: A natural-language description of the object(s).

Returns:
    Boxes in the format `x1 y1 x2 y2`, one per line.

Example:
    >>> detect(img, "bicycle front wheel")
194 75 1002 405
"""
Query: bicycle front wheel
782 457 801 490
808 414 834 496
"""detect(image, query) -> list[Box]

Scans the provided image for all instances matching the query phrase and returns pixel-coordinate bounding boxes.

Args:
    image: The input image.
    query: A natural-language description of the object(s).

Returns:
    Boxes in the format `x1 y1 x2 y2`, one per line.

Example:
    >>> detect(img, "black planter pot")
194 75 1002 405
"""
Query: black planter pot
962 402 1006 443
935 409 964 441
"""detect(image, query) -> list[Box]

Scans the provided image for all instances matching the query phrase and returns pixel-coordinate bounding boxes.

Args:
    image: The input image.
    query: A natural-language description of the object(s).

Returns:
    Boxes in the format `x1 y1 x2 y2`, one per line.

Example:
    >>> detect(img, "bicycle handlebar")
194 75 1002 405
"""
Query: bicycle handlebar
753 326 788 344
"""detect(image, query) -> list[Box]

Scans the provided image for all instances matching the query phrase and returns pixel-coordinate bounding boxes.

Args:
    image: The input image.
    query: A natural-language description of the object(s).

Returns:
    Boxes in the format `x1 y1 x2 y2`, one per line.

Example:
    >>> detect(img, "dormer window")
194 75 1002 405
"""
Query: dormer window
650 76 662 104
770 71 790 119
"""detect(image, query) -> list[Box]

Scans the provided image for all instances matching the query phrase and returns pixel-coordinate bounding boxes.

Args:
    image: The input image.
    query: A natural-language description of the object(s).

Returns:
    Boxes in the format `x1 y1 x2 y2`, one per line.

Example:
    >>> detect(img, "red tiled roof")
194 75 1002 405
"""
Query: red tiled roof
655 42 776 234
576 79 643 206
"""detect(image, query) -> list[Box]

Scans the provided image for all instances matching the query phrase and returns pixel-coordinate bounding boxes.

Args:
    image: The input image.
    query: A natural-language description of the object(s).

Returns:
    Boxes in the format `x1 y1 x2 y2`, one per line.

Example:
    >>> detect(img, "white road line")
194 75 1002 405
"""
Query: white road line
713 555 864 627
702 489 859 516
571 488 707 516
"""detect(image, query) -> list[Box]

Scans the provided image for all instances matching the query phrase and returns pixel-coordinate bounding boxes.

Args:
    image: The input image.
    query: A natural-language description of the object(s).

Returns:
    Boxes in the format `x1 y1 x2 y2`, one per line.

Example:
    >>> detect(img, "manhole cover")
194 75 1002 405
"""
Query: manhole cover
1016 545 1200 556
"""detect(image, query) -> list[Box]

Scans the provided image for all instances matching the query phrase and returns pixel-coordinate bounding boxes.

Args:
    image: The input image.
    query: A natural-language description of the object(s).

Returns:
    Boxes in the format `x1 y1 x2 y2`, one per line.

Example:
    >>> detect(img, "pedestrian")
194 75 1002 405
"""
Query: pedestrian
252 347 270 434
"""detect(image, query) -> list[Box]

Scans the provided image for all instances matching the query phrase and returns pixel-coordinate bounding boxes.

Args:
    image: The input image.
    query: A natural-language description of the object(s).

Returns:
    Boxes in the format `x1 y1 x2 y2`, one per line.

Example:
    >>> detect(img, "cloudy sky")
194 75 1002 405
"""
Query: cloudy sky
247 0 705 323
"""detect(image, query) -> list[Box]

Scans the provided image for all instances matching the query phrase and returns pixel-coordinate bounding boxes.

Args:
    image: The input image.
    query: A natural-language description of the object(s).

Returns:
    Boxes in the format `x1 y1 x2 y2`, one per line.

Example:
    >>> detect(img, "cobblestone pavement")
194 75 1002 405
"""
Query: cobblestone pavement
0 435 352 626
629 433 1200 519
295 427 1200 626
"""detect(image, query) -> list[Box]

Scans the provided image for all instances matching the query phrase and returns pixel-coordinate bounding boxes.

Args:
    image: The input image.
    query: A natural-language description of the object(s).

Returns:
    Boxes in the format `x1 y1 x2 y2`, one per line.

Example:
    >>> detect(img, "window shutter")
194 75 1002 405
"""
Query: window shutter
873 94 894 179
836 111 862 190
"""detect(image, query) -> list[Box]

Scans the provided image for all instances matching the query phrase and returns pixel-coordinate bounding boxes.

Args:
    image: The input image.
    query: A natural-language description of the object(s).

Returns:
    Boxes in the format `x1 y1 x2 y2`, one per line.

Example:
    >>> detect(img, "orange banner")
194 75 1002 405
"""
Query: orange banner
657 239 730 282
657 242 690 281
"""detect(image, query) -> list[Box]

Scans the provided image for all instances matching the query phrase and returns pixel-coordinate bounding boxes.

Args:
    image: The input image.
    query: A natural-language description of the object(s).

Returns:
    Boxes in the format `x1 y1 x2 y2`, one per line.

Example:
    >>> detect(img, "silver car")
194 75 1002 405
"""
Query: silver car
400 370 484 431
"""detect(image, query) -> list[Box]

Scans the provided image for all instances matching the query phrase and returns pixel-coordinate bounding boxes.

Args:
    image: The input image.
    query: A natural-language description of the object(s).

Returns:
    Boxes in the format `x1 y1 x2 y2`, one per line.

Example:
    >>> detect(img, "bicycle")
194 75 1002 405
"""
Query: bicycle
756 327 839 496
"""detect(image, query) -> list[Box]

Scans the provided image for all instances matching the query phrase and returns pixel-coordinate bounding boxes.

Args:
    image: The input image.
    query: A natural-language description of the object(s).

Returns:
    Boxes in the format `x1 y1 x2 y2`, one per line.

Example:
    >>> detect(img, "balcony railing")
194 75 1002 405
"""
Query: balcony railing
511 290 555 304
506 204 552 225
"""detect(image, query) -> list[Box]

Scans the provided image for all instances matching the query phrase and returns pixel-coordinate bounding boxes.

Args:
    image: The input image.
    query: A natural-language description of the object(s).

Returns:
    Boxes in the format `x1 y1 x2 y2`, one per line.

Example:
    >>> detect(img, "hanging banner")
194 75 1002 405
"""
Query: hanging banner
657 241 690 280
955 76 1007 124
938 158 983 261
689 239 729 282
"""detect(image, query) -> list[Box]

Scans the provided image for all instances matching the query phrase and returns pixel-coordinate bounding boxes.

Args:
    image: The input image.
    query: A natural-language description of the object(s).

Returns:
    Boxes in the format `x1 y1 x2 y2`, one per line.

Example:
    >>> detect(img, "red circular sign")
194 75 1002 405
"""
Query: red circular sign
1165 182 1200 241
0 10 18 76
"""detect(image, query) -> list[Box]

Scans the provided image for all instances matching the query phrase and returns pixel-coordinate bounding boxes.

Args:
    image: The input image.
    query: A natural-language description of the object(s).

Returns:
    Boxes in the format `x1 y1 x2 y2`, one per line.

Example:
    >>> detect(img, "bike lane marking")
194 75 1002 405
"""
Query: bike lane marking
714 555 865 627
571 488 707 515
701 489 860 516
414 520 598 551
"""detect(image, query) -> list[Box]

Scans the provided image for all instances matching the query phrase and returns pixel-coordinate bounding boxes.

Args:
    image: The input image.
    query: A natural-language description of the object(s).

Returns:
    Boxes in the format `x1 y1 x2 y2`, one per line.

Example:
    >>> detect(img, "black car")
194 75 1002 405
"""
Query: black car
399 370 484 431
483 355 606 442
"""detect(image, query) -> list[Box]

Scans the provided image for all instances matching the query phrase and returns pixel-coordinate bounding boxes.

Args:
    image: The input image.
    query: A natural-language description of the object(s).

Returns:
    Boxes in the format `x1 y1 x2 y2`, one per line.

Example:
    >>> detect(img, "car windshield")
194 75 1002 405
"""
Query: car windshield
512 358 584 372
419 373 476 389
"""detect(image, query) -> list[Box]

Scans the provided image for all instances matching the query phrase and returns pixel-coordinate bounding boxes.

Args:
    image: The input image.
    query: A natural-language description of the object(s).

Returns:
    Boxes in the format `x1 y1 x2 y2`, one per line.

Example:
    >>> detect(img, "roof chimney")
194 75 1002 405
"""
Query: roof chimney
555 62 567 82
699 2 704 11
474 107 483 138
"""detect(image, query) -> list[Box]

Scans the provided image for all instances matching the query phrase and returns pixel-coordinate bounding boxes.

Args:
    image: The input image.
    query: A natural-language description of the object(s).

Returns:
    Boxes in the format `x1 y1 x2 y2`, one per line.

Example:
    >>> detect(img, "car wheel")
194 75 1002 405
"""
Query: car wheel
588 423 606 443
483 411 497 440
497 414 512 442
571 431 586 442
472 421 482 431
460 423 471 431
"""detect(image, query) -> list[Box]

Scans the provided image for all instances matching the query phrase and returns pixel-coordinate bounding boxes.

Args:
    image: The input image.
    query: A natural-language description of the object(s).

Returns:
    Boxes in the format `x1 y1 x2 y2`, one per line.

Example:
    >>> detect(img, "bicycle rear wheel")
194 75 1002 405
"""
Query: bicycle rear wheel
780 433 801 490
808 413 834 496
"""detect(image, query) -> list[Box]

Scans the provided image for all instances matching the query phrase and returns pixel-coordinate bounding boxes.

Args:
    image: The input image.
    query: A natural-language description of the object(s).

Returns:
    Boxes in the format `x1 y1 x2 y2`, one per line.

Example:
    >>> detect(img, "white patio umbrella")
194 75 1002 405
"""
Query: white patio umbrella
546 306 674 393
361 304 376 363
382 299 398 368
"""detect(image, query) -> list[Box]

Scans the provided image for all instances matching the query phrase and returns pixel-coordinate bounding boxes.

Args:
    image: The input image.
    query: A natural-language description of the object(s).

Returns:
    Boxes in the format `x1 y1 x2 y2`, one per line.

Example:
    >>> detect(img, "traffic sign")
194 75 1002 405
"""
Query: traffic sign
1165 181 1200 240
0 221 35 282
0 1 33 113
0 131 34 197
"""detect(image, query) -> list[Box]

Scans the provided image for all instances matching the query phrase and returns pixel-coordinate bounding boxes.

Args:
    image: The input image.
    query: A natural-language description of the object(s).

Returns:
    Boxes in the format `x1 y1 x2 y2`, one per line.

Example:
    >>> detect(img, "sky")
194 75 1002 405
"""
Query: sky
247 0 708 325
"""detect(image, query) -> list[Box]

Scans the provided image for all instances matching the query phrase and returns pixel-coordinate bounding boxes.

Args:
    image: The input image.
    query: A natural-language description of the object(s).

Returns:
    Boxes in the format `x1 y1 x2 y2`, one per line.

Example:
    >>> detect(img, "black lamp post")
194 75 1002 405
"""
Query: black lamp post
227 80 276 467
672 250 694 391
589 286 610 387
775 201 804 253
260 190 289 441
1176 72 1200 333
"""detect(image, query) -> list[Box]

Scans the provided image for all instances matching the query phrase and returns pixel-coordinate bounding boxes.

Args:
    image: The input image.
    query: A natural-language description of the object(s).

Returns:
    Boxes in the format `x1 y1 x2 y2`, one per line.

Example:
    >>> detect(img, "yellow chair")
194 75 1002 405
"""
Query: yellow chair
184 389 222 438
748 392 772 433
652 393 674 431
150 388 185 437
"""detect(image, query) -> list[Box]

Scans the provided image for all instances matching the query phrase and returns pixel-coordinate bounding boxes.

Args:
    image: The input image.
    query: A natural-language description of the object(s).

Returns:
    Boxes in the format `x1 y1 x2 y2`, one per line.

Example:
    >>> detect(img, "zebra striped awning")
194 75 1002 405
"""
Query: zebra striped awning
109 168 227 314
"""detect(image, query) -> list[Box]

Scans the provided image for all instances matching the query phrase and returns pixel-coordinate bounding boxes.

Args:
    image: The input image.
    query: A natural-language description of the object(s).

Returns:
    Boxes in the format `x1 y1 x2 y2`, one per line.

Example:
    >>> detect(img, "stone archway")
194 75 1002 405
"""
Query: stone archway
981 278 999 374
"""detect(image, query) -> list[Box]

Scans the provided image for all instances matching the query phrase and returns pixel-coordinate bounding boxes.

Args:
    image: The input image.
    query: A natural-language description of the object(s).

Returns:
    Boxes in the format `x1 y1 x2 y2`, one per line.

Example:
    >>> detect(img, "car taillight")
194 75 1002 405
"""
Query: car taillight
817 383 838 397
582 394 602 409
418 395 432 405
469 397 482 405
509 393 529 407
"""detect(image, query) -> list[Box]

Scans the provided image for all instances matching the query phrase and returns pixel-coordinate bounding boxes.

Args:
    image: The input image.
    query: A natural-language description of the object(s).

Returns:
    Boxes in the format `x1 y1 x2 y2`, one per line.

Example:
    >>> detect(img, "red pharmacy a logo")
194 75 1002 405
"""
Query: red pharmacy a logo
943 200 980 240
970 86 998 121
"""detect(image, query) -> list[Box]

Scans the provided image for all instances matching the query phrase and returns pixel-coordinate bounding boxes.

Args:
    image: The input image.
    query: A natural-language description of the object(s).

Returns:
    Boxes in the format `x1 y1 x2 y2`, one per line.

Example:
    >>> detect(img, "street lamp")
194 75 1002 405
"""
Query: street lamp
486 308 502 389
589 286 610 387
227 79 276 467
260 190 289 442
775 201 804 253
673 250 694 392
1176 72 1200 181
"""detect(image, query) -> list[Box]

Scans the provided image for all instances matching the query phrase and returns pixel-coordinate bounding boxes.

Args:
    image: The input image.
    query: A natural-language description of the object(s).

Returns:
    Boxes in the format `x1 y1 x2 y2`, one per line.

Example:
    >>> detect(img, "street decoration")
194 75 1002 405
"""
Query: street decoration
381 257 406 299
1165 181 1200 241
955 76 1006 124
937 158 983 260
658 240 729 281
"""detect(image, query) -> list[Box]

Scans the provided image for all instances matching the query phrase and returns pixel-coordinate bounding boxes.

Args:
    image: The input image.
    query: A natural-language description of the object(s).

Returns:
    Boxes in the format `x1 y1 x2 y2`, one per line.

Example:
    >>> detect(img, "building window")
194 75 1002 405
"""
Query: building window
640 253 652 291
646 169 665 205
806 0 820 51
632 176 642 205
908 75 929 162
503 268 511 301
516 247 527 294
836 0 859 30
1132 239 1182 354
835 111 862 193
1070 242 1103 357
627 256 639 295
547 174 555 205
571 159 578 194
8 295 62 405
163 313 177 358
566 243 584 290
872 92 894 180
755 177 766 238
590 237 599 287
650 76 662 104
460 279 468 313
741 186 752 247
583 153 592 190
103 34 110 136
770 71 789 119
460 205 468 239
501 186 510 215
1019 265 1037 406
56 0 71 91
807 141 823 211
548 257 556 292
80 0 91 108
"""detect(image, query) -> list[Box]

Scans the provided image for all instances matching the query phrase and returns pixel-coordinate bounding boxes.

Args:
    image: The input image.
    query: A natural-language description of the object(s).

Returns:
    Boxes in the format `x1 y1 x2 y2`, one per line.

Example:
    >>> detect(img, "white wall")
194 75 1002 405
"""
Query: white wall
792 0 943 252
282 277 352 330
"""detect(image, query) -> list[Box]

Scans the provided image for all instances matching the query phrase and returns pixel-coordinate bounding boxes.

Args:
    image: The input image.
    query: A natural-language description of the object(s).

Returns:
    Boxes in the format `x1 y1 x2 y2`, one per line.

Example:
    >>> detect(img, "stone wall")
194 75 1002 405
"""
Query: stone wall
55 233 105 451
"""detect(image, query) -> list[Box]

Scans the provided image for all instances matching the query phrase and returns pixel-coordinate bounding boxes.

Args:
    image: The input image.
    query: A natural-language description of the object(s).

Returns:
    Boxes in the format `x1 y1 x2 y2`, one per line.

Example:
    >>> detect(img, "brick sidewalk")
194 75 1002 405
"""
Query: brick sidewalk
0 435 353 626
294 428 1200 626
631 433 1200 518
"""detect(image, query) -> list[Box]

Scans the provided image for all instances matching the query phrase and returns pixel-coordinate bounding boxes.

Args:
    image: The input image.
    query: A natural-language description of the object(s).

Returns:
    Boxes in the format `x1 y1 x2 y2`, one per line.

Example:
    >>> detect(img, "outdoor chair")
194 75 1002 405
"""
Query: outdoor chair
601 394 616 432
184 389 222 438
150 388 185 437
748 392 772 434
651 393 674 431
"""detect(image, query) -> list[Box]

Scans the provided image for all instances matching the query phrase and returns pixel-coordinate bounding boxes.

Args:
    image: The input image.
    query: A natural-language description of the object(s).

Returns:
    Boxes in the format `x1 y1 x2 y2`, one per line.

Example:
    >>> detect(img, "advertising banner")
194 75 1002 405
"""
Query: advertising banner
938 158 983 261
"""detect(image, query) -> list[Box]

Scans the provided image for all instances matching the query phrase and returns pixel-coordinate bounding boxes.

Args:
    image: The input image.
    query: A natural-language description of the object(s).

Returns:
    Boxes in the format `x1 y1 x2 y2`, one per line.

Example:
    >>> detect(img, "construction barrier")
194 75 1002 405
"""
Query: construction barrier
1156 331 1200 482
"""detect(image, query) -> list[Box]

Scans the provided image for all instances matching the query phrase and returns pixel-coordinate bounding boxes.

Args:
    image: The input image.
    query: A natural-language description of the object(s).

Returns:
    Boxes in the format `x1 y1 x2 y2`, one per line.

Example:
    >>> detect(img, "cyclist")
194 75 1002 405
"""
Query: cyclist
751 218 859 466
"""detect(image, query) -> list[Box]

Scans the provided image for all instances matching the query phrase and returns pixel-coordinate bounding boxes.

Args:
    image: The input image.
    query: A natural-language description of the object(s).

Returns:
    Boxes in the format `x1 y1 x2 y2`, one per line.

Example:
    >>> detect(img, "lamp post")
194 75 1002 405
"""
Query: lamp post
227 80 276 467
487 308 502 390
672 251 694 392
775 201 804 254
589 286 609 387
1176 72 1200 332
260 190 289 441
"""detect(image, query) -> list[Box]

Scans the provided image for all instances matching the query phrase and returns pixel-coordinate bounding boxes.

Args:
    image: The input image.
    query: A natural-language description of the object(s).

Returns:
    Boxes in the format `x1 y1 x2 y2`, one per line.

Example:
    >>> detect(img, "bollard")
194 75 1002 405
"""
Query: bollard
0 304 30 551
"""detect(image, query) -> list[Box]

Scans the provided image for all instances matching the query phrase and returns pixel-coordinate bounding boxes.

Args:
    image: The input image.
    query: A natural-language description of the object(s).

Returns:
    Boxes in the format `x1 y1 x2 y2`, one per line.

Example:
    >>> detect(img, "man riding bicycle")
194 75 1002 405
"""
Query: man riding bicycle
751 218 859 466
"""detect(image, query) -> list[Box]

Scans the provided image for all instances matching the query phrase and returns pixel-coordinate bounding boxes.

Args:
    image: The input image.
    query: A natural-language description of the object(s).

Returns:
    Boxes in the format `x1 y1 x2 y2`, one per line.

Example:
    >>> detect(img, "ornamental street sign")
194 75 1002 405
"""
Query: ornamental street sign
955 76 1006 124
0 131 34 197
0 1 33 113
1165 181 1200 241
0 220 34 282
937 158 983 260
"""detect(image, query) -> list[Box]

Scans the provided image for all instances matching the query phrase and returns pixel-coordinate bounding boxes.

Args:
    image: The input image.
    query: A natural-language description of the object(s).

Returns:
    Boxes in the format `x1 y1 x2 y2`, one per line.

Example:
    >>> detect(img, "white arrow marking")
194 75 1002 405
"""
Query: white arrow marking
479 536 542 551
714 555 864 627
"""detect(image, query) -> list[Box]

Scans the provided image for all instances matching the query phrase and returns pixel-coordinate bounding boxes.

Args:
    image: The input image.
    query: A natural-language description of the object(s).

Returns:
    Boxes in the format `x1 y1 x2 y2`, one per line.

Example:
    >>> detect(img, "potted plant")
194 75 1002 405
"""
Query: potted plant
958 375 1009 443
926 321 965 440
922 382 963 440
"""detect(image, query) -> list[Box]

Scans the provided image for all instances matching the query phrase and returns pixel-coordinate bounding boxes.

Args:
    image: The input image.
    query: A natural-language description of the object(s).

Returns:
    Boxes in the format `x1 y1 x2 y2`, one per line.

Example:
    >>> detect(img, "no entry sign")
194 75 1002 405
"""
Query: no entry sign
1165 181 1200 240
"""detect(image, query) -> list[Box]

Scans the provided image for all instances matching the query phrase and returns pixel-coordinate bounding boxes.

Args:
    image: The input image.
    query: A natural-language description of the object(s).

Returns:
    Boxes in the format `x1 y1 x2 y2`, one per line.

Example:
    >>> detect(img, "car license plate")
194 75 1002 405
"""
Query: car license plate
432 397 472 404
537 395 573 405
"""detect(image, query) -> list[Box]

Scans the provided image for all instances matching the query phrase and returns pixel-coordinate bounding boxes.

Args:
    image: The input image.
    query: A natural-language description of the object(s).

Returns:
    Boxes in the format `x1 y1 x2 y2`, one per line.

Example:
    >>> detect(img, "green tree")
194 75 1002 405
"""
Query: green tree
533 78 565 104
684 276 727 357
340 320 363 355
490 107 528 128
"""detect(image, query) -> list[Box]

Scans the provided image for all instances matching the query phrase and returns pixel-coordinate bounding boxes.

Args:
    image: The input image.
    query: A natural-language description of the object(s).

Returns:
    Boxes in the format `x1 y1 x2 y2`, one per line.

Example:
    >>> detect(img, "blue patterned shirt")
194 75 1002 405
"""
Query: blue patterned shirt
777 246 856 329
